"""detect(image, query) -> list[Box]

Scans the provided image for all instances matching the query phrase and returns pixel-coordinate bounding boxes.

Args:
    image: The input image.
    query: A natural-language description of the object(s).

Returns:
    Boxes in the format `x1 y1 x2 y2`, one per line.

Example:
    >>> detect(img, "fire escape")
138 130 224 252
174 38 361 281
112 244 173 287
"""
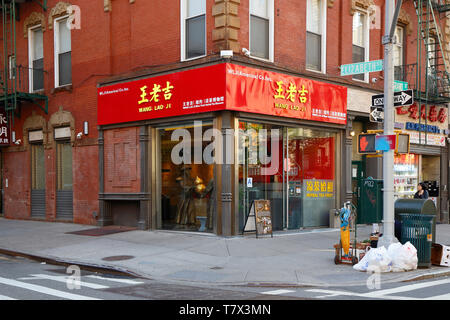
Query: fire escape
0 0 48 127
395 0 450 144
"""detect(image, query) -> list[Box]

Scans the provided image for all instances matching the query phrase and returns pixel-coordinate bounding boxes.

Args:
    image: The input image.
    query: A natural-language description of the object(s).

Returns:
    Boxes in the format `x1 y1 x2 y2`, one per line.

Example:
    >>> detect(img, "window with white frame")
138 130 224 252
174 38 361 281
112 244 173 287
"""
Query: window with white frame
29 26 44 91
352 11 368 81
54 17 71 87
181 0 206 60
306 0 326 72
249 0 273 61
394 26 404 81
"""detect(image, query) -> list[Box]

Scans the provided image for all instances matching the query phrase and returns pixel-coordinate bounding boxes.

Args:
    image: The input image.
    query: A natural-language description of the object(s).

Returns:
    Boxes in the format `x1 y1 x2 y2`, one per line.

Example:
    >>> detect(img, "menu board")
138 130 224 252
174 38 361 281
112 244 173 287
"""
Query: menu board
243 200 273 238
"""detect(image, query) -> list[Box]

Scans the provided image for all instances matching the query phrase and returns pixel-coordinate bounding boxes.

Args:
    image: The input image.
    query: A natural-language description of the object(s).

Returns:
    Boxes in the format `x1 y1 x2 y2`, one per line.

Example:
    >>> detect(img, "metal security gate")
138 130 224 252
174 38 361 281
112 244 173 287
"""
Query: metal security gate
56 140 73 220
31 144 46 218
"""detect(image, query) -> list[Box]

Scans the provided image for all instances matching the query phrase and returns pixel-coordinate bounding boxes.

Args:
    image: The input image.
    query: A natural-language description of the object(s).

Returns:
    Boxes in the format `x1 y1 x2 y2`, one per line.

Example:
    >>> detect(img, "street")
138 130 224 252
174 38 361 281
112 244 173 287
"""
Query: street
0 253 449 301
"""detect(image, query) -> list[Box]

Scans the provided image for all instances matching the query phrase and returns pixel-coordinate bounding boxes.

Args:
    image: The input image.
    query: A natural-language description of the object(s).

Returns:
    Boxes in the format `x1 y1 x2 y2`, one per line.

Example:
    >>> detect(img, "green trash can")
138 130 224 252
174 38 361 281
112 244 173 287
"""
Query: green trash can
395 199 437 243
399 213 434 268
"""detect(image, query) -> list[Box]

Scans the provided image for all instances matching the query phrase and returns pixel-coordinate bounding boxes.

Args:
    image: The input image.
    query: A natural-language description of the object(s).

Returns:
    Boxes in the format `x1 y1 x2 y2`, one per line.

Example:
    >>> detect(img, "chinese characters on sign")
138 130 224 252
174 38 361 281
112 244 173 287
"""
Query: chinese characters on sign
138 81 174 113
396 104 447 124
273 81 309 114
305 179 334 198
0 108 10 146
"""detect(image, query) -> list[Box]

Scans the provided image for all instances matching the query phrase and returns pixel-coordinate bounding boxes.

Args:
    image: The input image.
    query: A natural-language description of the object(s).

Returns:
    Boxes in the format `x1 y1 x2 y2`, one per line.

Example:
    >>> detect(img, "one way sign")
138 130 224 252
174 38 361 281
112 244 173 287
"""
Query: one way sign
371 89 414 107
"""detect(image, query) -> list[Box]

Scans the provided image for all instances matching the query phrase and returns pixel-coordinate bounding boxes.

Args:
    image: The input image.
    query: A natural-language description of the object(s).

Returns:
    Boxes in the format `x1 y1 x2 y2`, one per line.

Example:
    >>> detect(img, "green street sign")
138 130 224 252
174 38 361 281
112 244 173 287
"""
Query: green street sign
394 80 408 92
340 60 384 76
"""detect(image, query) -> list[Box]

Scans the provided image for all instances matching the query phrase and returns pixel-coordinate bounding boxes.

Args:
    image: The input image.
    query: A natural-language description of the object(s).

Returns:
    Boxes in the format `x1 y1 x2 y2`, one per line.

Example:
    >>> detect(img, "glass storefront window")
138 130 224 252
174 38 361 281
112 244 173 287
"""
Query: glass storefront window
158 122 215 232
394 153 419 199
238 121 337 231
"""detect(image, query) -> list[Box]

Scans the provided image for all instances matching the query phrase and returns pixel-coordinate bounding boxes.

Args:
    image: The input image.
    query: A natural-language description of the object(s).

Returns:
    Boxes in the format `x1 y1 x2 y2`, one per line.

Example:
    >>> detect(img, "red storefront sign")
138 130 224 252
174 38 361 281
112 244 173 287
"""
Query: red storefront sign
97 63 347 126
0 108 10 147
396 103 447 124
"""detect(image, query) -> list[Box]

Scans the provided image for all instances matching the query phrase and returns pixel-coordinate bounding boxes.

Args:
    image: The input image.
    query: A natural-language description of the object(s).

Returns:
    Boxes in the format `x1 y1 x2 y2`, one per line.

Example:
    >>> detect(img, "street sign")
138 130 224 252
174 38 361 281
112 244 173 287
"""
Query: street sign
394 80 408 92
340 60 384 76
371 89 413 107
370 106 384 123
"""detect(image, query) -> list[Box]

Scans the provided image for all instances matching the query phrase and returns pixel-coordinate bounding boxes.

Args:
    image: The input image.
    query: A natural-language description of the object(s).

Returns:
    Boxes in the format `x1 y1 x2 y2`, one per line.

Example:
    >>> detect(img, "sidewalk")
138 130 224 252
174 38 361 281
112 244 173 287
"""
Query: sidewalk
0 217 449 288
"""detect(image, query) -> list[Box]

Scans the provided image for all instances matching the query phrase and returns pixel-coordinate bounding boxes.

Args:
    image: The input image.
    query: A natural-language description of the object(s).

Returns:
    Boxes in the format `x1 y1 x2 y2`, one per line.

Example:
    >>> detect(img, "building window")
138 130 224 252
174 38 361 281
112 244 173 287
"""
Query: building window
306 0 326 72
31 143 45 191
394 26 404 81
181 0 206 60
28 27 44 92
54 17 71 87
249 0 273 61
352 11 368 81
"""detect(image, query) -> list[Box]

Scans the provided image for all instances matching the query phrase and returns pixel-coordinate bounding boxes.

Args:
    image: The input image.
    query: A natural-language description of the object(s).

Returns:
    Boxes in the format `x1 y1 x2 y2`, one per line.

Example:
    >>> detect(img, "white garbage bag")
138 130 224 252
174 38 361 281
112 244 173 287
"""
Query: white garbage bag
387 241 418 272
366 246 392 273
353 242 418 273
353 246 392 273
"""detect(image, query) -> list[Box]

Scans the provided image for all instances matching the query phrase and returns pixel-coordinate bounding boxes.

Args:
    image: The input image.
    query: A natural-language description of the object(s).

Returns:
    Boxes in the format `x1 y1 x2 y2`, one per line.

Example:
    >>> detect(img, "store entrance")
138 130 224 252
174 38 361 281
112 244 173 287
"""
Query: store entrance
238 122 337 232
157 121 215 233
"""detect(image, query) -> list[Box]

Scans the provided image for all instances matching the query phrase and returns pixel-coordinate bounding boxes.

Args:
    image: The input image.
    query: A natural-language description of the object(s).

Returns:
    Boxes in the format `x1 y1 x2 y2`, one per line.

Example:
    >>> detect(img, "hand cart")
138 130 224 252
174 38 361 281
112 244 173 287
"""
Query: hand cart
334 201 358 265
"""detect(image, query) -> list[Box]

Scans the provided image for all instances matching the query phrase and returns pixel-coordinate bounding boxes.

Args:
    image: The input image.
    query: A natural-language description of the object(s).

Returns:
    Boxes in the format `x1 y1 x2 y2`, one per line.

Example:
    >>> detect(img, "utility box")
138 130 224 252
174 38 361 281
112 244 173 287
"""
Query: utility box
394 199 437 243
357 177 383 224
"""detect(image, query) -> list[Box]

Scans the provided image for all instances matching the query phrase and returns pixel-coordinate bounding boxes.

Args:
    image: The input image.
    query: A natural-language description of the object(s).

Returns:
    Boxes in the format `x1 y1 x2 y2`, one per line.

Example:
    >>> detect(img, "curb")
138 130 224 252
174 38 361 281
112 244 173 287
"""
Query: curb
1 246 449 288
0 247 147 279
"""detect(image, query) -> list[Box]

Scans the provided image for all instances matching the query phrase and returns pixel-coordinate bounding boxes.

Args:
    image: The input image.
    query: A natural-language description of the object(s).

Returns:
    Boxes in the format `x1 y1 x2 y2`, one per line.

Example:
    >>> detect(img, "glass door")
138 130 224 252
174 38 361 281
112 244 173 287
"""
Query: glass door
238 122 285 231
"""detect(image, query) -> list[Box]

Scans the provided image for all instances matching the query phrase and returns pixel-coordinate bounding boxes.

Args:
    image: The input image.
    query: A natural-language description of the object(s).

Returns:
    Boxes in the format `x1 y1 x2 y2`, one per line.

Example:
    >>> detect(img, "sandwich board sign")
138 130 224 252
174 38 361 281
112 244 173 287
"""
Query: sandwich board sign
243 200 273 238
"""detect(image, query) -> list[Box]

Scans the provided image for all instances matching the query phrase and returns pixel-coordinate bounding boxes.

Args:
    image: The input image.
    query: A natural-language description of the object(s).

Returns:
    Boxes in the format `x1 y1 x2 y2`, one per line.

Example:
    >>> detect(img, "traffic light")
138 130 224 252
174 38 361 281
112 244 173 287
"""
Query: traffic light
357 133 377 154
396 133 410 154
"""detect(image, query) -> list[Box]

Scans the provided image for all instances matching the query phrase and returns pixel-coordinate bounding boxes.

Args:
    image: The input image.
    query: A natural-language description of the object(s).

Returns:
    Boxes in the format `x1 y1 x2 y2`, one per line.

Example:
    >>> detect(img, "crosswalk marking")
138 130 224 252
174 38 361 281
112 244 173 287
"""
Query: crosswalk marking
17 274 110 290
86 275 144 285
425 293 450 300
0 294 16 300
0 276 100 300
307 278 450 300
261 289 296 295
363 278 450 298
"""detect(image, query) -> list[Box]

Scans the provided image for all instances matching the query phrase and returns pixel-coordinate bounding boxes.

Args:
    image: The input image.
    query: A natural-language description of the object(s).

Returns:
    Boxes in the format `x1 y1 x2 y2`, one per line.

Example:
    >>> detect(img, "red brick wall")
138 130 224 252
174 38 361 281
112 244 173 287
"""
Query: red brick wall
0 0 439 226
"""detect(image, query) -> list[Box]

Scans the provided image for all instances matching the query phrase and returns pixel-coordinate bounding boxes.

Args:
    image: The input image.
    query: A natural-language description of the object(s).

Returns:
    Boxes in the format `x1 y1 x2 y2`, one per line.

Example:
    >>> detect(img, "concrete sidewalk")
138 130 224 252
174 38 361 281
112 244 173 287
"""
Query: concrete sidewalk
0 217 449 287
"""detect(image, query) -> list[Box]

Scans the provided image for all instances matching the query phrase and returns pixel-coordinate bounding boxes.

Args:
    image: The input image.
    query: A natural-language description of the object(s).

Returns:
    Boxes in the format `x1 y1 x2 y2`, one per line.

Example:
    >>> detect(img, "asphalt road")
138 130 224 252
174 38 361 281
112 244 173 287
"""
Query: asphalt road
0 253 449 301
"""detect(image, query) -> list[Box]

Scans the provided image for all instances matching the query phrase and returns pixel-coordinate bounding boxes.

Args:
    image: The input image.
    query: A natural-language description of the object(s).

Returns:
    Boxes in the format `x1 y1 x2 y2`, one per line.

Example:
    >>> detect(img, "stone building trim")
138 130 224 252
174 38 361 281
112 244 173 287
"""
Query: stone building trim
23 111 48 149
48 106 76 147
350 0 375 15
23 12 45 38
104 0 136 12
48 2 71 29
212 0 241 53
398 8 413 36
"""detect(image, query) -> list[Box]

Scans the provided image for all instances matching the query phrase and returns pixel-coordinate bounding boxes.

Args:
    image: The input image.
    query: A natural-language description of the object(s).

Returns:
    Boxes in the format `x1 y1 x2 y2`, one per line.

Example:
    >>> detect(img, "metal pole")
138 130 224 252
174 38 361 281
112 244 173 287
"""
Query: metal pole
378 0 399 248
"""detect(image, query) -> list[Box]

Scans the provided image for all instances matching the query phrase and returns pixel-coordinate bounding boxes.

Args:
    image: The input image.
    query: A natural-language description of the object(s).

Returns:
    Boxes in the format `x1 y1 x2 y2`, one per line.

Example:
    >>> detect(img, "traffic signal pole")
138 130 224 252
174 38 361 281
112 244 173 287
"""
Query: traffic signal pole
378 0 401 249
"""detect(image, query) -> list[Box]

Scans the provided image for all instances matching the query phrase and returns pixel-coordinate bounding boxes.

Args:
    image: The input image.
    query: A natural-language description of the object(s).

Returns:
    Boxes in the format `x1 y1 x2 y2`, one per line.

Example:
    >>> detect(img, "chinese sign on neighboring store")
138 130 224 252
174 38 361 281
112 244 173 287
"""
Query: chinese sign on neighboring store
0 108 10 146
395 103 448 147
304 179 334 199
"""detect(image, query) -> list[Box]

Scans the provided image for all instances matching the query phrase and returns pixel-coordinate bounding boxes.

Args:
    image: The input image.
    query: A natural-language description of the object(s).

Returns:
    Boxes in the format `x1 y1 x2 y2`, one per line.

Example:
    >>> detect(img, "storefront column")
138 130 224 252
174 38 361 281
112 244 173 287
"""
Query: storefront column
138 125 150 230
343 116 355 204
443 143 450 224
97 129 113 226
220 111 233 236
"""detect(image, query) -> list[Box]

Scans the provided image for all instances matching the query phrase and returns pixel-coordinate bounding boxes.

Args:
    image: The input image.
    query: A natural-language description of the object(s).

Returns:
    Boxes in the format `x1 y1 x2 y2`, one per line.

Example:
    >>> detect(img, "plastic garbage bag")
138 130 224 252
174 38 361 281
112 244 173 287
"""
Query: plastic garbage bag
366 246 392 273
386 241 418 272
354 242 418 273
353 246 392 273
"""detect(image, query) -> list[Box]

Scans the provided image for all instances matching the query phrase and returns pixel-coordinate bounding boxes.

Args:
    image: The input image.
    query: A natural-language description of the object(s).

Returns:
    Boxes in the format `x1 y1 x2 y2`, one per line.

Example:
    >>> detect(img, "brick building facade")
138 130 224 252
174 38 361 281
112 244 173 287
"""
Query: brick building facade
1 0 449 236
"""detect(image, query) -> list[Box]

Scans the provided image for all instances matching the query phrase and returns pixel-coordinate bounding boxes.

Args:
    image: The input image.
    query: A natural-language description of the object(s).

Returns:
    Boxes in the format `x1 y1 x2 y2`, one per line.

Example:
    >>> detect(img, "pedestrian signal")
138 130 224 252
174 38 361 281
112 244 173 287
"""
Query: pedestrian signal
357 133 377 154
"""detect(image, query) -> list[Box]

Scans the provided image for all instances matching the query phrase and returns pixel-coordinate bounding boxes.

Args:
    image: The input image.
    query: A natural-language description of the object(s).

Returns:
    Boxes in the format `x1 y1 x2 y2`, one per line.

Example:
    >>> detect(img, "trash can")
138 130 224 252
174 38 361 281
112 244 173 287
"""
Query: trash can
394 199 437 243
399 213 434 268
